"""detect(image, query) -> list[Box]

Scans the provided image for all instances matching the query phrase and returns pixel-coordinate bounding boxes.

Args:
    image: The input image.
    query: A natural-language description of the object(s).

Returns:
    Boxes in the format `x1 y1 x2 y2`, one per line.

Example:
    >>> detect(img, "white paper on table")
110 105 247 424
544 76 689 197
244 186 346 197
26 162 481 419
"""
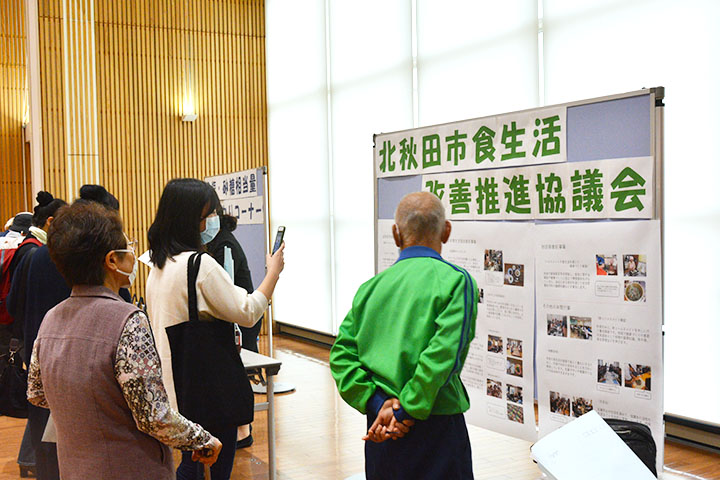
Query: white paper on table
530 411 656 480
446 221 537 442
42 413 57 443
535 220 663 472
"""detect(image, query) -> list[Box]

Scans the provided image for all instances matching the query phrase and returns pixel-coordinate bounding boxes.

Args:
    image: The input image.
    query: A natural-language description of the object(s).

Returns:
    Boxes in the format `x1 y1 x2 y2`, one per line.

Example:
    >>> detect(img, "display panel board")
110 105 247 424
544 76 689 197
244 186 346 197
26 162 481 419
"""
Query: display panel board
373 89 663 470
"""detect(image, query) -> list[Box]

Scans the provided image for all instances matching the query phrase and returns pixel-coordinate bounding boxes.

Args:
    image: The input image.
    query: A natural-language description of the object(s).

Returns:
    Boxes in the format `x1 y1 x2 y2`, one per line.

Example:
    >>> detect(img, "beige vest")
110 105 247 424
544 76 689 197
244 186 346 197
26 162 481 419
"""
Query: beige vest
36 285 174 480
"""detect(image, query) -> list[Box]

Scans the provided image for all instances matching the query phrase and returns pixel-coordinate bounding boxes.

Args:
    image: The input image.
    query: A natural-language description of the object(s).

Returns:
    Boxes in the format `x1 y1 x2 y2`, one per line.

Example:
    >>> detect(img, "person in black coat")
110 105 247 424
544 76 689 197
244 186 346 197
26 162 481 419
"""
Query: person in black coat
207 213 261 449
207 214 261 352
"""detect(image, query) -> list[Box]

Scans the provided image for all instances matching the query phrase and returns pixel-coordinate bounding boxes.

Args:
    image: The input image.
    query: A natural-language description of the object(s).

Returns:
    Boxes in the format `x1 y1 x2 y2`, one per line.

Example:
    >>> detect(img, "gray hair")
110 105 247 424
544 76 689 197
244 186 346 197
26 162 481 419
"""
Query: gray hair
394 192 446 242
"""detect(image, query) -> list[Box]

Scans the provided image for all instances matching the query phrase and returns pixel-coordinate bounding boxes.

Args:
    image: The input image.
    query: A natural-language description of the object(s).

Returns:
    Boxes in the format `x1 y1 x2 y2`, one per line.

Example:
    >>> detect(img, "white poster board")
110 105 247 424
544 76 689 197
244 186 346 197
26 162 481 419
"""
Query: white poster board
449 222 537 441
373 89 663 448
535 220 663 472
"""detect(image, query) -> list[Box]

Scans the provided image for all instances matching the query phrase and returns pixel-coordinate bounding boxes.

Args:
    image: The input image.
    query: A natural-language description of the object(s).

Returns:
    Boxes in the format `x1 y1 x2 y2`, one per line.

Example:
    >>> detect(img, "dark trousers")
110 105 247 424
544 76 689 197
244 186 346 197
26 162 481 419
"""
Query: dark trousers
17 421 36 466
176 425 237 480
27 404 60 480
365 412 473 480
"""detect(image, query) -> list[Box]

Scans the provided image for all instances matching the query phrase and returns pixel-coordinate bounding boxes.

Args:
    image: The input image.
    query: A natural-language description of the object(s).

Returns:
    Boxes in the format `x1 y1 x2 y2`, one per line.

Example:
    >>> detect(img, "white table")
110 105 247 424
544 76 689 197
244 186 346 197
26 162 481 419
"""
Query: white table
241 349 282 480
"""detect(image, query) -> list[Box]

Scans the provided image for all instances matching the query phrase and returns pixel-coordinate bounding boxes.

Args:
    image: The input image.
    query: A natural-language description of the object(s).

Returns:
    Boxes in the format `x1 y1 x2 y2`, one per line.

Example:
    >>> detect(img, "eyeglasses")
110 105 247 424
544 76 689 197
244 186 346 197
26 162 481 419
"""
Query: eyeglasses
123 233 138 254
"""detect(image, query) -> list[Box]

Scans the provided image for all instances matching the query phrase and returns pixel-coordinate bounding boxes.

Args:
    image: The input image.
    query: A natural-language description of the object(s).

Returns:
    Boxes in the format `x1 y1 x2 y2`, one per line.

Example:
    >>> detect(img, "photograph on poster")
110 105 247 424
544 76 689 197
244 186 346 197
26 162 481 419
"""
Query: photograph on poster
569 316 592 340
504 263 525 286
507 358 523 377
598 360 622 385
624 280 646 302
507 384 523 404
484 249 503 272
487 379 503 399
507 403 524 424
507 338 523 358
623 254 647 277
625 364 652 391
595 254 618 275
488 335 503 354
547 314 568 337
572 397 594 417
550 391 571 416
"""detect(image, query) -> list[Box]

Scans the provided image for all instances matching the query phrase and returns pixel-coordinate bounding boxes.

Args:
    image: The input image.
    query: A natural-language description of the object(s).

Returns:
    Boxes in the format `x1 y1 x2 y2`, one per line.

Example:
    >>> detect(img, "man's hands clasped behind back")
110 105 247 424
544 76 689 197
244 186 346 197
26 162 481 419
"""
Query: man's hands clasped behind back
363 398 415 443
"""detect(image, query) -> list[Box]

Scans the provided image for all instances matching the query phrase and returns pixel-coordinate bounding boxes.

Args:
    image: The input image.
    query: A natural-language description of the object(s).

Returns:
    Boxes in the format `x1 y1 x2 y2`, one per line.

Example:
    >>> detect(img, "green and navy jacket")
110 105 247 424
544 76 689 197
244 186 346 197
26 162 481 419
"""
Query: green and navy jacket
330 245 477 421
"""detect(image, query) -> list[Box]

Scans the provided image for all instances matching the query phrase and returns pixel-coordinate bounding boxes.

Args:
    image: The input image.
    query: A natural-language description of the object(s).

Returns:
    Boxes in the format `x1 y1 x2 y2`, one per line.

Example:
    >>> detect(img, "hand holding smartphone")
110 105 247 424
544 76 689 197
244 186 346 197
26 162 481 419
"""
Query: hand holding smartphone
272 226 285 254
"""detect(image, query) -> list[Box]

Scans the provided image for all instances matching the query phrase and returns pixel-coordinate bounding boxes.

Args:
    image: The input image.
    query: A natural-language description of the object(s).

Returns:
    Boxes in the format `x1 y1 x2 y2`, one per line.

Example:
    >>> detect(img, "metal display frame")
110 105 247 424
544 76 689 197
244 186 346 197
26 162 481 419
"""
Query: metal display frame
371 88 671 455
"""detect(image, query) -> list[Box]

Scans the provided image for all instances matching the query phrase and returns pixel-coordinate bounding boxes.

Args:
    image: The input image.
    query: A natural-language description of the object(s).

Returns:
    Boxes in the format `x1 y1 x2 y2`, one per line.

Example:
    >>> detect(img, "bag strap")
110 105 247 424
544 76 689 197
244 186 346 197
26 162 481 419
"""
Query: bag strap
20 238 43 249
186 252 203 323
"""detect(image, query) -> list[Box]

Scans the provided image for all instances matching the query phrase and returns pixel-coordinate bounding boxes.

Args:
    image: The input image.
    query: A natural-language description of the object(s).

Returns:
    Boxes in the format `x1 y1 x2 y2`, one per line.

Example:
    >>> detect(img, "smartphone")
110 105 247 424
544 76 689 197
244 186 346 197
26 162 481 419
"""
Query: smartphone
272 226 285 254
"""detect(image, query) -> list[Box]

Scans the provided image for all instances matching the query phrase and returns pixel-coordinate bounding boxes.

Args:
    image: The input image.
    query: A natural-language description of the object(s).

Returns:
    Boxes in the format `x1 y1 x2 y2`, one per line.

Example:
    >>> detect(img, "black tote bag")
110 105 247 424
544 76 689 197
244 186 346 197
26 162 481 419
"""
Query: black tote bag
0 339 28 418
165 252 254 430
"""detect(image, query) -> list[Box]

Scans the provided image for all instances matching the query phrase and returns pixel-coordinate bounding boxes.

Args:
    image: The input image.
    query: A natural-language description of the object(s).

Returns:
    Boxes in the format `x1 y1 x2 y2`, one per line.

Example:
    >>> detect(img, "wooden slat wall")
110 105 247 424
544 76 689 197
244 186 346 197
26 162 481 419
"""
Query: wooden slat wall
38 0 68 202
0 0 32 223
39 0 269 316
62 0 100 197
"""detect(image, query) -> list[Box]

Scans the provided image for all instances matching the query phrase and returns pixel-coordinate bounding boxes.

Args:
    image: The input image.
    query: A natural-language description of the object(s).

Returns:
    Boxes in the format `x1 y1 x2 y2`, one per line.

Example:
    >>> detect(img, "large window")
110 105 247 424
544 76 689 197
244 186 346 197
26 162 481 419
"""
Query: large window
267 0 720 425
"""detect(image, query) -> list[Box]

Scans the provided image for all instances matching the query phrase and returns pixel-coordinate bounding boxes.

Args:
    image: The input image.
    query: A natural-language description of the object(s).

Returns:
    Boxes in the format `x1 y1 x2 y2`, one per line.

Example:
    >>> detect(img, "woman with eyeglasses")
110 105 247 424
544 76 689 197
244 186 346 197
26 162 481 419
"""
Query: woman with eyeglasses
146 178 284 480
8 184 127 480
27 201 221 480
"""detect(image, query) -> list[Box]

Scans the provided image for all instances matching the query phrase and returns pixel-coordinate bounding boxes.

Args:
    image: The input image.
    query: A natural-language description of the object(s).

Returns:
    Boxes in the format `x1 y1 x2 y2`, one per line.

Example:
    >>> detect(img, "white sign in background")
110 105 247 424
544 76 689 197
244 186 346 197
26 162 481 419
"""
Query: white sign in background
206 169 260 201
219 196 264 225
535 220 663 473
375 106 567 179
205 168 264 225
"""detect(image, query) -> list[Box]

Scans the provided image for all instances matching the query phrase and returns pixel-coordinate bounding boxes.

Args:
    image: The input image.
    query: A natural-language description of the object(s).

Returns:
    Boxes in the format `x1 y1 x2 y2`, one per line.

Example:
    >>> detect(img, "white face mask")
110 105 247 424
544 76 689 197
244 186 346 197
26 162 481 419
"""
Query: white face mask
113 250 137 288
201 214 220 245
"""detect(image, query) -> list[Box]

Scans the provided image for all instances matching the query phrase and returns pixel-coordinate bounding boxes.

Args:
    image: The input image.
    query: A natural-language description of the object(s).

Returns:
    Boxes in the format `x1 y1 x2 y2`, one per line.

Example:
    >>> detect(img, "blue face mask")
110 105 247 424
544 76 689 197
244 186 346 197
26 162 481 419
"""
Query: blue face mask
200 214 220 244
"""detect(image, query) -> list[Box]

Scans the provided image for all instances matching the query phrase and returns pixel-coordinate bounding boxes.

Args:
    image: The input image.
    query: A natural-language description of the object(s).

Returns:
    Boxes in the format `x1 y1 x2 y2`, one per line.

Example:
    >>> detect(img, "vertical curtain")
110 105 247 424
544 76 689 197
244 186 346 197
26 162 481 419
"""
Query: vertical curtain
267 1 720 426
544 0 720 425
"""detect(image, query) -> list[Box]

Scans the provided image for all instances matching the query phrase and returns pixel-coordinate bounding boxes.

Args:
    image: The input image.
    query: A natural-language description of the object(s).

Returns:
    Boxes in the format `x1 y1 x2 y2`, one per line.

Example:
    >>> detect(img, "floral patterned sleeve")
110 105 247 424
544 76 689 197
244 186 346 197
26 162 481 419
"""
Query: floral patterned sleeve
115 311 212 451
27 342 49 408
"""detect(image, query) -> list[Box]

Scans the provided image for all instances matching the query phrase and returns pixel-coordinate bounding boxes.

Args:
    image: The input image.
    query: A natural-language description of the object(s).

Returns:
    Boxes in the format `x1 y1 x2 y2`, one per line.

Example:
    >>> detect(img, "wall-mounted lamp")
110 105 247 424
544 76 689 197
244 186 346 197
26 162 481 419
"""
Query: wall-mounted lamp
181 94 197 122
181 28 197 123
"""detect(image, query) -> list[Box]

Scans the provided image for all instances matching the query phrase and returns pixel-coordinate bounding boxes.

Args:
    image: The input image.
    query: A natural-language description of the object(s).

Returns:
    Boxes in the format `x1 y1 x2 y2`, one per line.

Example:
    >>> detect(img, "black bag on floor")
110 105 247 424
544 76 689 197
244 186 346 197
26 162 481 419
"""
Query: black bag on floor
165 252 254 430
0 338 28 418
604 418 657 477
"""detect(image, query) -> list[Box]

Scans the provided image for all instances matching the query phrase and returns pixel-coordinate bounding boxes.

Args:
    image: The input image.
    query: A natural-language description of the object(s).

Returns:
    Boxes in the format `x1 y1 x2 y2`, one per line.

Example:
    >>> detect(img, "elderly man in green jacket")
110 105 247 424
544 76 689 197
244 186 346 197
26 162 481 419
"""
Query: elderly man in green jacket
330 191 477 480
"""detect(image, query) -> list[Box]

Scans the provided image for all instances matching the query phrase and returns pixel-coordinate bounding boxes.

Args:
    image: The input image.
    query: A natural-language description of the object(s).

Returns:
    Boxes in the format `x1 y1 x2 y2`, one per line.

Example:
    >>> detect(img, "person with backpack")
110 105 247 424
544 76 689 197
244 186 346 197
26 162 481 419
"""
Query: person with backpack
1 192 66 334
0 213 33 336
2 193 66 479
